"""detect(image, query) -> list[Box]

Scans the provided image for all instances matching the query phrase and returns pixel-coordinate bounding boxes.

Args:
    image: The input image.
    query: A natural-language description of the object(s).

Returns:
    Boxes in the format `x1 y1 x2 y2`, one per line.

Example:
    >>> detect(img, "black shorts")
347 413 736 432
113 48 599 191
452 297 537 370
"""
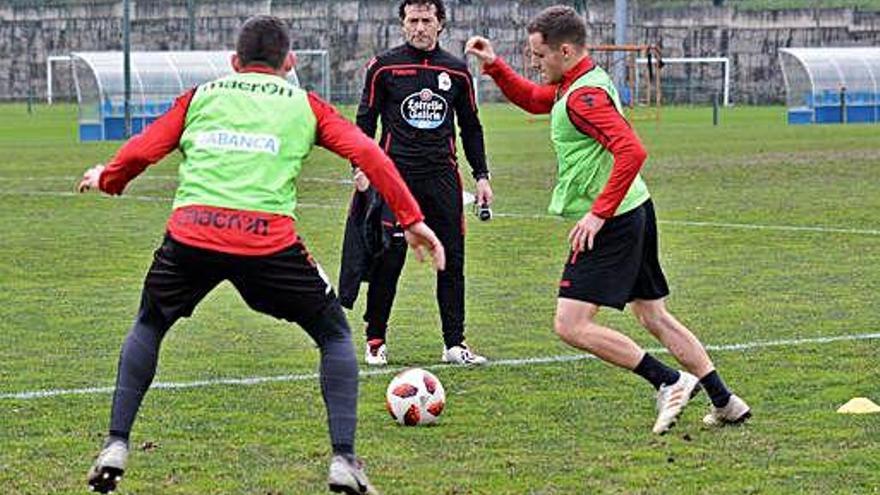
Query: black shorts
558 200 669 310
143 235 337 327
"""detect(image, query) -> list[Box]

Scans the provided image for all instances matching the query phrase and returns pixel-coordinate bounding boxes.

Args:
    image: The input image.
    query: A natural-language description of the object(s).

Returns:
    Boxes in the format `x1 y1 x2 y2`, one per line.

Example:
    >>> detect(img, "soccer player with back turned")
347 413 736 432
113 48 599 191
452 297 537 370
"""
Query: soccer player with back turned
79 15 445 495
466 6 751 434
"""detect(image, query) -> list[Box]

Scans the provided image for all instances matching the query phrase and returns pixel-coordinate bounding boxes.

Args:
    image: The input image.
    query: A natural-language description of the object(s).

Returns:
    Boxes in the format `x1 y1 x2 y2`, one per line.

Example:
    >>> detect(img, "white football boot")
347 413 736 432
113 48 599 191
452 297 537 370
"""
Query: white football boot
87 439 128 493
703 394 752 426
328 455 379 495
652 371 701 434
364 339 387 366
441 343 487 365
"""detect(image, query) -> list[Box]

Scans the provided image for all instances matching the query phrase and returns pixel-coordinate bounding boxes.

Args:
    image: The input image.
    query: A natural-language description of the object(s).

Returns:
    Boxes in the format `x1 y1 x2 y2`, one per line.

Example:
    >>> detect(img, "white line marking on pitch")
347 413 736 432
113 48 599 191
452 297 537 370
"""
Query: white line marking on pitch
2 189 879 236
2 332 878 401
659 219 880 236
493 212 880 236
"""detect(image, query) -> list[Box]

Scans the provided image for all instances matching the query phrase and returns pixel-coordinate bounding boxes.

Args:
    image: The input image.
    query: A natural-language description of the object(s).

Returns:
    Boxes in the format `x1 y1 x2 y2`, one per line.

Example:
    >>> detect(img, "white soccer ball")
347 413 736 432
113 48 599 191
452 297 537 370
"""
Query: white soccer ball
385 368 446 426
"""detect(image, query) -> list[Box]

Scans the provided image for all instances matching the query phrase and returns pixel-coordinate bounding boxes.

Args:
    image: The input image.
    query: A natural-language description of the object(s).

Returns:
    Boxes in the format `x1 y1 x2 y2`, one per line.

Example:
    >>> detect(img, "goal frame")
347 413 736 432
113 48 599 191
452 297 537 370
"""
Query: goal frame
585 44 663 121
636 56 731 107
46 55 73 104
293 49 331 102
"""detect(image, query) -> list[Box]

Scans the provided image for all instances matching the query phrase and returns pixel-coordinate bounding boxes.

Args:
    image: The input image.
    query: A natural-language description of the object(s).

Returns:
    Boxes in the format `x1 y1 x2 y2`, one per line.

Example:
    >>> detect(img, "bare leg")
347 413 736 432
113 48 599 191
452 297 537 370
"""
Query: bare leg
630 298 714 378
554 297 644 369
555 297 700 434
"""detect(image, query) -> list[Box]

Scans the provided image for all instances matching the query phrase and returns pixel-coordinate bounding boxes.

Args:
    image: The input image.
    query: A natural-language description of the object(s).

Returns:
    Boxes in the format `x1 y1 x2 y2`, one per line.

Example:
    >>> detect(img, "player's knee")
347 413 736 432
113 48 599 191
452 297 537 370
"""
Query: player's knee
303 302 352 346
554 310 584 343
133 306 172 339
632 302 670 332
633 308 655 329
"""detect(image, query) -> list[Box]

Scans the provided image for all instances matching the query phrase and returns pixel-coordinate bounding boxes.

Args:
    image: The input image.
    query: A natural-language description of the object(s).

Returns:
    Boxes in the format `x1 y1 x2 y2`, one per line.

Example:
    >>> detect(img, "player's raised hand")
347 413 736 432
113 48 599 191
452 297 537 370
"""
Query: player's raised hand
404 221 446 271
77 164 105 193
465 36 497 66
569 212 605 252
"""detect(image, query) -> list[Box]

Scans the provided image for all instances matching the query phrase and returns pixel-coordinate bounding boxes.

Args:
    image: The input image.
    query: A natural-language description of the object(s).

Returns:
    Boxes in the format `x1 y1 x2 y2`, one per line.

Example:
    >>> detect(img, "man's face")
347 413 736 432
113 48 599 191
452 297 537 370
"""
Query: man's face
402 3 442 51
528 32 566 84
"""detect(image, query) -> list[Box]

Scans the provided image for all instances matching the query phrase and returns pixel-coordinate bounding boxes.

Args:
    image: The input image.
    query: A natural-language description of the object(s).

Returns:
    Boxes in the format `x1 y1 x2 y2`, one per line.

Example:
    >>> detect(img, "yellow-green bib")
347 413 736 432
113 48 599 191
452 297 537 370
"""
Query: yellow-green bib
549 65 650 218
175 72 317 217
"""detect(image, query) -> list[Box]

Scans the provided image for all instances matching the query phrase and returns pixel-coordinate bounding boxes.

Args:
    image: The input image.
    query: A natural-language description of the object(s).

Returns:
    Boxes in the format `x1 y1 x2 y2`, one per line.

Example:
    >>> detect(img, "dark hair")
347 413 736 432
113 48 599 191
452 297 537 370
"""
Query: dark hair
236 15 291 69
398 0 446 24
526 5 587 48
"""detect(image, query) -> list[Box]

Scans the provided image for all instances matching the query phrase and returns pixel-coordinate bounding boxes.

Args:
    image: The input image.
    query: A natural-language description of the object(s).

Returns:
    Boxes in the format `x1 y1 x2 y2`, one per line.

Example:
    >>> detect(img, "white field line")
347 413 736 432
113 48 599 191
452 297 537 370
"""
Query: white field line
493 212 880 236
2 331 878 401
3 188 880 236
657 219 880 236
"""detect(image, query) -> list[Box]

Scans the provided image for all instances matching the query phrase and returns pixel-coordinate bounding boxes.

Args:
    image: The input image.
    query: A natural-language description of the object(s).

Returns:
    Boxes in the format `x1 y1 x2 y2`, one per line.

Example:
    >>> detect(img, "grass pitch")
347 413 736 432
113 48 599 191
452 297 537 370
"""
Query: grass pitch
1 103 878 494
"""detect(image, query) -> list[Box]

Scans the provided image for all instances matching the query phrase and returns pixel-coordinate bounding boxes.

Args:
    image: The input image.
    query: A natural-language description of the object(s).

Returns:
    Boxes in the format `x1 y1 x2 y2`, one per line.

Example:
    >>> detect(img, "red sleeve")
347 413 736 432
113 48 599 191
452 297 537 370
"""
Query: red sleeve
566 87 648 219
482 57 557 114
307 92 424 228
99 89 195 195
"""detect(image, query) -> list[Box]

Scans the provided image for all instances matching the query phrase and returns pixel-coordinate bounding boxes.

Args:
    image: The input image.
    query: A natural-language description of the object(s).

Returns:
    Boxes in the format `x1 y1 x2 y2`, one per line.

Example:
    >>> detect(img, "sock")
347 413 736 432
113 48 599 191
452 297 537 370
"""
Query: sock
305 304 359 459
333 443 355 460
633 353 681 390
107 431 130 444
700 370 732 408
109 293 171 437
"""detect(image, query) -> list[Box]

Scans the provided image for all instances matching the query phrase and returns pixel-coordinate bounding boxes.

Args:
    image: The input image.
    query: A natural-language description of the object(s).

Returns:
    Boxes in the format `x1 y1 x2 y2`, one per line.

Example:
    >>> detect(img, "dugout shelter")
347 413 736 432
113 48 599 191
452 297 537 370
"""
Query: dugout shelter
779 47 880 125
70 50 300 141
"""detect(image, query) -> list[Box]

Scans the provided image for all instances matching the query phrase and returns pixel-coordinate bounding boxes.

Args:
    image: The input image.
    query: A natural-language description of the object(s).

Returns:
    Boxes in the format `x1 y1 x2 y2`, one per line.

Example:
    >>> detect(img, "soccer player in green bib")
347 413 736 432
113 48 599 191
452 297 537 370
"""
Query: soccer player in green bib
466 5 750 434
78 15 444 495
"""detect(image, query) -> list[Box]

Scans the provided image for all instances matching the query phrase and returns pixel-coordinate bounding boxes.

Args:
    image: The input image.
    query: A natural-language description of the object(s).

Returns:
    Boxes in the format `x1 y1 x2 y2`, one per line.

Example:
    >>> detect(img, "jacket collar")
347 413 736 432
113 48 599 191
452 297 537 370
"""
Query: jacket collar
558 55 596 95
404 42 441 59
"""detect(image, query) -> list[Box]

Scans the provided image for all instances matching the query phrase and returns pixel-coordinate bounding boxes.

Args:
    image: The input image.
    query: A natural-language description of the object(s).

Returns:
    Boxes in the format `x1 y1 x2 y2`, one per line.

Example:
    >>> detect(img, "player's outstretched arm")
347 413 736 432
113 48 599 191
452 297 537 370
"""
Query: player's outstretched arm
465 36 556 114
78 90 194 196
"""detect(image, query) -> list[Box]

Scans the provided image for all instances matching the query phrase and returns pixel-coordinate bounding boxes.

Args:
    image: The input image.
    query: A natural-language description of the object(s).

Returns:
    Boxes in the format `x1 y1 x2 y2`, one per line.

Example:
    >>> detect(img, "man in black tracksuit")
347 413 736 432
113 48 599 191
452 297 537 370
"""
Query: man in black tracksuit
344 0 492 365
